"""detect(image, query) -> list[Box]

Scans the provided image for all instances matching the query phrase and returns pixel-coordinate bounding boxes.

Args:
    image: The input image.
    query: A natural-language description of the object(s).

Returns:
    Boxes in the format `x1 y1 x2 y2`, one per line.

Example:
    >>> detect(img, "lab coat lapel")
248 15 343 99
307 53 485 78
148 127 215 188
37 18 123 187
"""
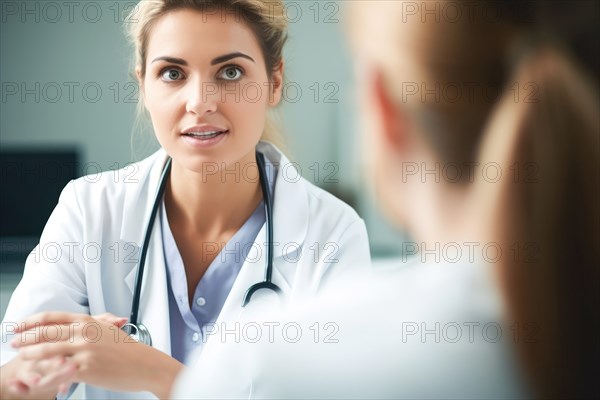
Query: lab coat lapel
216 142 310 323
134 218 172 355
120 149 170 245
121 149 172 356
267 144 310 255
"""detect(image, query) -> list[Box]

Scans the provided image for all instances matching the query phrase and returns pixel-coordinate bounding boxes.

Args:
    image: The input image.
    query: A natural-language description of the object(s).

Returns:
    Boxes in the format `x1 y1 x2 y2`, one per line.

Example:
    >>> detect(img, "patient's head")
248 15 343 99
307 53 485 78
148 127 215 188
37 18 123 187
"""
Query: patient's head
347 0 599 397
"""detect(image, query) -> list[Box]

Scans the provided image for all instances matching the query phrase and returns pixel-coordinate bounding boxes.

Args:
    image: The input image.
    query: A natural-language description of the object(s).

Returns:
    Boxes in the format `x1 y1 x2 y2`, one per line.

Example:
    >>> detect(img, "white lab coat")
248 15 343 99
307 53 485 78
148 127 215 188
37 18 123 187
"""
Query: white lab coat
0 141 371 399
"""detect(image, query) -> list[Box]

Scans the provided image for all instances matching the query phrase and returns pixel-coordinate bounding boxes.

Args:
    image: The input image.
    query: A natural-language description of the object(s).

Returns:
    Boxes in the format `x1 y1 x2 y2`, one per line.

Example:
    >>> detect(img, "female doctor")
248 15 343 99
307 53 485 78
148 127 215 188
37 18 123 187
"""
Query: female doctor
0 1 371 398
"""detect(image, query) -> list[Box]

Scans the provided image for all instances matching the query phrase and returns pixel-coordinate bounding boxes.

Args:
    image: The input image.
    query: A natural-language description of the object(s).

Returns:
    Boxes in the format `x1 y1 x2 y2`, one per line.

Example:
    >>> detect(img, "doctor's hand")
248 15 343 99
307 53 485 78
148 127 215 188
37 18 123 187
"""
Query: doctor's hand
11 312 183 398
3 313 125 399
1 313 123 399
0 354 77 400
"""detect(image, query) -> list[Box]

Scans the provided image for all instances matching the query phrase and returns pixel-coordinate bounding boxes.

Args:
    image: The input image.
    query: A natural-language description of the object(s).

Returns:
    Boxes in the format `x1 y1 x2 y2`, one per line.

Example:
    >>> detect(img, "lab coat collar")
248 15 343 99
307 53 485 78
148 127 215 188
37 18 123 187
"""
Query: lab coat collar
257 141 309 260
119 148 170 246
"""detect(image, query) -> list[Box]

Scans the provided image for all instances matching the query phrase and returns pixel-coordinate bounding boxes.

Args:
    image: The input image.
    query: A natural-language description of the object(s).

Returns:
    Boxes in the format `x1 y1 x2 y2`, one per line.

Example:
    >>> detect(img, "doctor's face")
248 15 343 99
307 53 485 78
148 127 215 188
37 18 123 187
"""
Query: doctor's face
139 8 283 172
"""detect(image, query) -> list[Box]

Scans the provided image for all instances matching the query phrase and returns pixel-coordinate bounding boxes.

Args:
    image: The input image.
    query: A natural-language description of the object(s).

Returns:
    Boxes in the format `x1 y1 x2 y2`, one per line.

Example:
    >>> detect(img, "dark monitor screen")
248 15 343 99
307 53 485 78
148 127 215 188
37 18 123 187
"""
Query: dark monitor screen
0 148 79 239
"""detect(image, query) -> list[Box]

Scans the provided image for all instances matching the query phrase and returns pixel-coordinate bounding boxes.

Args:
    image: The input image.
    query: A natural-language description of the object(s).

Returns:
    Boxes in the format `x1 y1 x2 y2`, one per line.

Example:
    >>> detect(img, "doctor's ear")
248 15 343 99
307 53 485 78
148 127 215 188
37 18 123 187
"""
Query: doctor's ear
135 66 143 87
135 66 147 105
268 60 284 107
371 69 407 152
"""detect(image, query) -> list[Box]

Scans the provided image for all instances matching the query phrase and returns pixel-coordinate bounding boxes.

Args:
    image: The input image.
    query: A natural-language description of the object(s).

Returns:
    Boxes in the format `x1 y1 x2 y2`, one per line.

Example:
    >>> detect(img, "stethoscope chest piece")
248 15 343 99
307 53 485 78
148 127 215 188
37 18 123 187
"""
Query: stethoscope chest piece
121 323 152 346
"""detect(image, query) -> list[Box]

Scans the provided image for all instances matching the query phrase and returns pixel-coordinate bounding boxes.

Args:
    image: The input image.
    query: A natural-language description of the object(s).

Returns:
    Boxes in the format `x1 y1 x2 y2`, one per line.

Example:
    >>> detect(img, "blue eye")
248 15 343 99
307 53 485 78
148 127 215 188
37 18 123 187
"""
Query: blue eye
219 65 243 81
160 68 183 82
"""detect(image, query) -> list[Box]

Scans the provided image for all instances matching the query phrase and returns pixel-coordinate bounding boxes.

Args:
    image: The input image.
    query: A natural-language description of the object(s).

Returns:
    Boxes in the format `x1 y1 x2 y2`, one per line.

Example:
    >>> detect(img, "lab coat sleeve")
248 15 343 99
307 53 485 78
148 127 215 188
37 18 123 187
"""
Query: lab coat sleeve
1 180 89 366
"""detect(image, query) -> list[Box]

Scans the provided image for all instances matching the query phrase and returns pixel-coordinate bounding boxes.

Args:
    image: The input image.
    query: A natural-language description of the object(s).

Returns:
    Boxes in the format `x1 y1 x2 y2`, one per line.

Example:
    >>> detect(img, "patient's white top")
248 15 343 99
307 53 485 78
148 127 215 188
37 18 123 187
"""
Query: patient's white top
173 257 530 399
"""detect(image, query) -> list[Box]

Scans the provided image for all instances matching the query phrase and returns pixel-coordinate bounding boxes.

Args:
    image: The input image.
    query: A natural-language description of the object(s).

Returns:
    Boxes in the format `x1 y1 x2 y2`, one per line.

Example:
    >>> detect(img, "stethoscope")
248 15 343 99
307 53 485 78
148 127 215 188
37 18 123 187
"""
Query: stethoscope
121 150 281 346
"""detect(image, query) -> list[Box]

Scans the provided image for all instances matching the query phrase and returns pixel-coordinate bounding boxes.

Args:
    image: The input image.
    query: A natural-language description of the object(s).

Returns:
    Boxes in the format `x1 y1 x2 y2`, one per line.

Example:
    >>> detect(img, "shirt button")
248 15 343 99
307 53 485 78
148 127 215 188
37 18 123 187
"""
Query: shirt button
192 332 200 342
196 297 207 307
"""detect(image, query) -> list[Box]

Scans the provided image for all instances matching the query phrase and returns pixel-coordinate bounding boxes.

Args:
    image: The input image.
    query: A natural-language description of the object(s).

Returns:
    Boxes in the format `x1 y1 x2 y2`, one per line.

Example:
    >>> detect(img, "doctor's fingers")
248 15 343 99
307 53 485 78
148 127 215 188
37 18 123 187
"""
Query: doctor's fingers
11 358 78 396
29 358 78 394
15 311 94 332
8 378 73 398
5 362 42 395
11 323 85 348
18 342 78 362
7 357 77 397
93 313 129 328
9 371 41 391
29 356 68 373
7 377 33 396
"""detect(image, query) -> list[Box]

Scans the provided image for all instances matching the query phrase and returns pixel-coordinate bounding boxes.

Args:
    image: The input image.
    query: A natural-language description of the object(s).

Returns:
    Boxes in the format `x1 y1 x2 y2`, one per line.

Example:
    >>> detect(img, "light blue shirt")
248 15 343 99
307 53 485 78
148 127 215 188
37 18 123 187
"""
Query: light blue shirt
160 156 276 364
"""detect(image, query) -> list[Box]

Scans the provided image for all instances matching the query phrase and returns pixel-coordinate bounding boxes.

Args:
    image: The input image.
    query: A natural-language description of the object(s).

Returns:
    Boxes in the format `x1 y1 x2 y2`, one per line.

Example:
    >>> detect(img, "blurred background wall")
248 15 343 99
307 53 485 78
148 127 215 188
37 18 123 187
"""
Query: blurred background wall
0 0 406 319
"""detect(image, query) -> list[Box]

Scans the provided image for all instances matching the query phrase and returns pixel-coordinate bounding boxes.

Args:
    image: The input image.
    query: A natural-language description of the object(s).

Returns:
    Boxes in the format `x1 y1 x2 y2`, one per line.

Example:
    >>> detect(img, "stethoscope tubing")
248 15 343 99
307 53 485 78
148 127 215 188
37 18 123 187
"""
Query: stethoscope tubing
129 157 172 328
126 150 280 345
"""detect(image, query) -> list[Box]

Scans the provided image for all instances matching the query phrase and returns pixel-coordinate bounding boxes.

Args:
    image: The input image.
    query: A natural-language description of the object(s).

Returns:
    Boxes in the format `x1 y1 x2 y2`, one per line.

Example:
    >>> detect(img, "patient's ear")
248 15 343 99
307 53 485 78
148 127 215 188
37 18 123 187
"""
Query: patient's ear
372 69 407 152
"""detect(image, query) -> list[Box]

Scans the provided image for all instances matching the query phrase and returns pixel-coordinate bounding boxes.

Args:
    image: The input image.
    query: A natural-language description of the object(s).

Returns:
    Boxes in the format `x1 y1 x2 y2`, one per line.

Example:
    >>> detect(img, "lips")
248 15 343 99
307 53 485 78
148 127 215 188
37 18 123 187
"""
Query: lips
181 125 229 141
183 131 227 139
180 125 229 147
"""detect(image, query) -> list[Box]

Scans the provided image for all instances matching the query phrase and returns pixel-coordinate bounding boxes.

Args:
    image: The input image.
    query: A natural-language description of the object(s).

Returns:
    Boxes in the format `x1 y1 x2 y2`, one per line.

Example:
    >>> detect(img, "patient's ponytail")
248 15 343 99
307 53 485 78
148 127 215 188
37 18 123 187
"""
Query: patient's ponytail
387 0 600 394
481 42 599 398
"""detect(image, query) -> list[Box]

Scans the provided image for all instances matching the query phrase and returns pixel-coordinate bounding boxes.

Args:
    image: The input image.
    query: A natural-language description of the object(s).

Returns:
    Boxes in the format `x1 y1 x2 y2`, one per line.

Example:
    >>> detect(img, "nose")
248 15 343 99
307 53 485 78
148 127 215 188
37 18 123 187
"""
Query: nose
185 76 218 116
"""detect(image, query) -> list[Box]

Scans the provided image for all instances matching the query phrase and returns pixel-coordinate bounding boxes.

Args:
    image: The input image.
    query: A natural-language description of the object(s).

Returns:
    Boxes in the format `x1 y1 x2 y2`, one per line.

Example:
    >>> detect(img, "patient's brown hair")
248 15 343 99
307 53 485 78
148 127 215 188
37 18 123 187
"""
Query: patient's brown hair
382 1 599 397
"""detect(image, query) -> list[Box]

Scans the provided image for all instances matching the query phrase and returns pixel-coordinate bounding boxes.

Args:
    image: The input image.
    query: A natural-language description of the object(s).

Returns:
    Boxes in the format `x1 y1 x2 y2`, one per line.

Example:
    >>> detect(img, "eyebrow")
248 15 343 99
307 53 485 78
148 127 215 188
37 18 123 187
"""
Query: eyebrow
211 52 255 65
151 52 255 66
